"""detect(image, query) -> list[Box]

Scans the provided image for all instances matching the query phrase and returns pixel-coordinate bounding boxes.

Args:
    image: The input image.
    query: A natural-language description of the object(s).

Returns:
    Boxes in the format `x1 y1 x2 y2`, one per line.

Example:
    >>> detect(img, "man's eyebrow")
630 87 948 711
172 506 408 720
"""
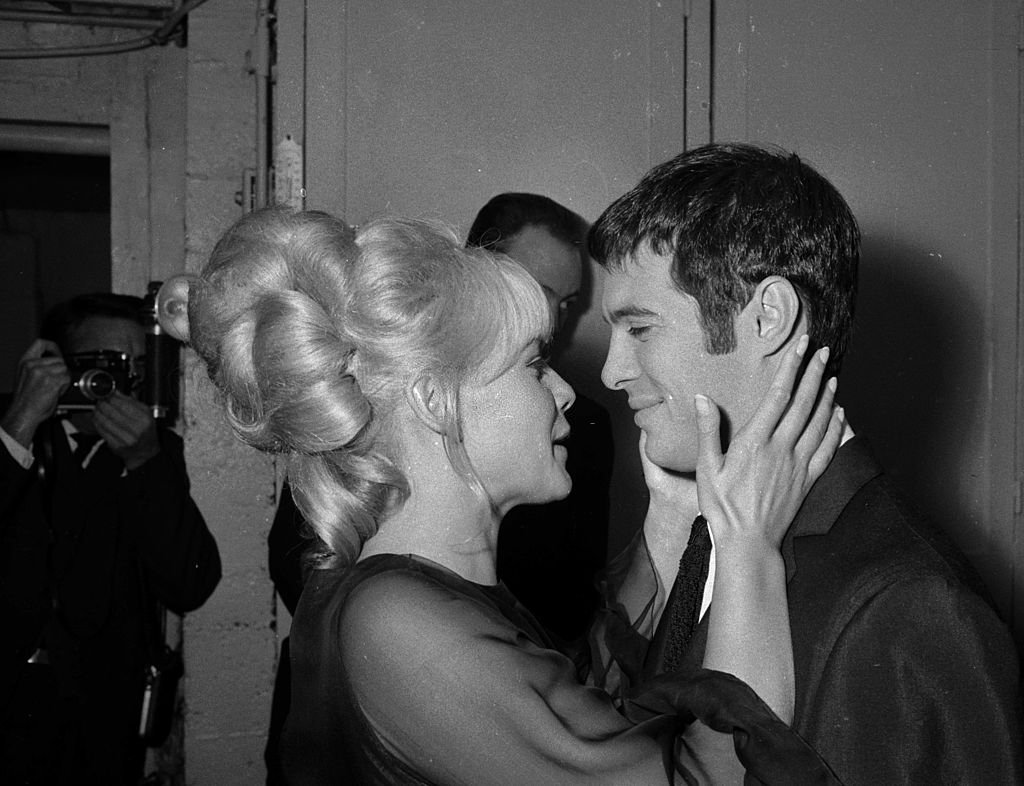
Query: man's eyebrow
604 305 659 325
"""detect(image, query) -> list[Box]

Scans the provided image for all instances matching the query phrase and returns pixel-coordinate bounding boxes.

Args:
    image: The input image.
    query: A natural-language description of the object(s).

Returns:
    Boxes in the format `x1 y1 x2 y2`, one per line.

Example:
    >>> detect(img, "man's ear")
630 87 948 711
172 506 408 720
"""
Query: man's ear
156 273 196 343
748 276 803 352
406 375 450 434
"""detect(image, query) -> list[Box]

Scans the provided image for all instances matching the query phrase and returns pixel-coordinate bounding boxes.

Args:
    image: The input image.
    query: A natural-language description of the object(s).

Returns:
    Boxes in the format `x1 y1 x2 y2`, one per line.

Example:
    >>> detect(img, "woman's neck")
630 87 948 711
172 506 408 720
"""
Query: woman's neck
359 448 500 585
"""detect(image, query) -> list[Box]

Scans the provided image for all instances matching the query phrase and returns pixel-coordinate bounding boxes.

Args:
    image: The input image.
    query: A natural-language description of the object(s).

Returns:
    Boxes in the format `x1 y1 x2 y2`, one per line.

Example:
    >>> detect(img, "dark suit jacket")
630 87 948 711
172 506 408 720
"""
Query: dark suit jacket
780 437 1022 784
616 438 1023 784
0 420 221 782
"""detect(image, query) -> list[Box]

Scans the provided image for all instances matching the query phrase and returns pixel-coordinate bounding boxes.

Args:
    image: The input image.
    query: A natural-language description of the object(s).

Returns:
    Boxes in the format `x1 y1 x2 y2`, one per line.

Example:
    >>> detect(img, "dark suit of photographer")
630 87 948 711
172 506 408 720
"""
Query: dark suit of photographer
0 294 221 786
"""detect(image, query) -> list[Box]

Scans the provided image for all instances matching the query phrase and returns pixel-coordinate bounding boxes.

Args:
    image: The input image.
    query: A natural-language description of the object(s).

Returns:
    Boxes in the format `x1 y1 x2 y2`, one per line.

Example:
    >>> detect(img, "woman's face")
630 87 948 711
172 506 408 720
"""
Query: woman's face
459 340 575 515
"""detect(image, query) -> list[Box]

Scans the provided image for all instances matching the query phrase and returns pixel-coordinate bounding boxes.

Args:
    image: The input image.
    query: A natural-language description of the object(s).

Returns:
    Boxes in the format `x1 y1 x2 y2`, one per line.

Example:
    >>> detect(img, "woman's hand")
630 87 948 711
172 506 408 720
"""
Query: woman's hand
695 335 844 556
697 335 844 724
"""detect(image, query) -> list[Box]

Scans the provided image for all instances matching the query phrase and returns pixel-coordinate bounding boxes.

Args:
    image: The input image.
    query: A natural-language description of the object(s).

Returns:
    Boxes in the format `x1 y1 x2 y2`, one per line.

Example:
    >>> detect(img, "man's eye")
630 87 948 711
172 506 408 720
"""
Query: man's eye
627 325 651 339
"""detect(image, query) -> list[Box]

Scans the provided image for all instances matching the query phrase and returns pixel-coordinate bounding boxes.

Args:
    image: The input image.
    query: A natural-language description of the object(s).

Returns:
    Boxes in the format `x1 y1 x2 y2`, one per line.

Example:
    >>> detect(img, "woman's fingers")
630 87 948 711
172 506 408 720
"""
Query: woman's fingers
694 394 723 475
807 405 845 480
792 374 837 459
742 334 810 442
774 345 830 447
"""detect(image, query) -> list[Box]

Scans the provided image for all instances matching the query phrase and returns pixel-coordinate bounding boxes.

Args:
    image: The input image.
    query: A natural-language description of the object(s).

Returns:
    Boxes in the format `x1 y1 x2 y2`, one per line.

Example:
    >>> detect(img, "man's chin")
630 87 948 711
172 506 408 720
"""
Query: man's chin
642 433 696 475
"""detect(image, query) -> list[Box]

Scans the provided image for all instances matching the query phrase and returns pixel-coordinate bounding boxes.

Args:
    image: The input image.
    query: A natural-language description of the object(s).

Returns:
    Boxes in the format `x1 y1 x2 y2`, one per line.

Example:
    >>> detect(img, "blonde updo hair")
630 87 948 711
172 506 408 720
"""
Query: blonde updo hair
187 206 550 566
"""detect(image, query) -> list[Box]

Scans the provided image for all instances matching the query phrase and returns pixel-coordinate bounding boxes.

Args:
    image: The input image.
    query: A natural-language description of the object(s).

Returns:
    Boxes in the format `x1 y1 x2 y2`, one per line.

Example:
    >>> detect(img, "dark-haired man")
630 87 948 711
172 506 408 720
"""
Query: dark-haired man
0 293 221 785
590 144 1022 783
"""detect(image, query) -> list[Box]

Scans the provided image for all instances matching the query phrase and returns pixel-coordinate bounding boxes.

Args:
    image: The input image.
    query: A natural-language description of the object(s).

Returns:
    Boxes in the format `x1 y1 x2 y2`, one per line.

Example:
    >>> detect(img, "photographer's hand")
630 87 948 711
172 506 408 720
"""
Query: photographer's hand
94 392 160 471
1 339 70 449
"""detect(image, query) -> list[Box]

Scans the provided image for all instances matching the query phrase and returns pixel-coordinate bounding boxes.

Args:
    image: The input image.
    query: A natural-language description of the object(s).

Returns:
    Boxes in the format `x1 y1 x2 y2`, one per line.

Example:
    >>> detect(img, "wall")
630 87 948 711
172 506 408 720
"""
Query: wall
182 4 275 783
712 1 1022 639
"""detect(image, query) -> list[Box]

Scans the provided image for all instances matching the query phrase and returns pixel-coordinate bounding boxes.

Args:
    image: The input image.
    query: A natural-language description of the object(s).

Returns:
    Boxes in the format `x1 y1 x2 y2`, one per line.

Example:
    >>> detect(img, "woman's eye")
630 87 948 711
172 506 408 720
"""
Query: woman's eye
528 358 550 380
627 324 651 339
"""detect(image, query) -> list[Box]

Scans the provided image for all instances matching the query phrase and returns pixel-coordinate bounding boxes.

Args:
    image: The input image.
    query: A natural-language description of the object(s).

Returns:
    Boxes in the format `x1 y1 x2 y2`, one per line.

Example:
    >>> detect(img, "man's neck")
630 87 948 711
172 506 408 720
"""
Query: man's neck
642 476 701 623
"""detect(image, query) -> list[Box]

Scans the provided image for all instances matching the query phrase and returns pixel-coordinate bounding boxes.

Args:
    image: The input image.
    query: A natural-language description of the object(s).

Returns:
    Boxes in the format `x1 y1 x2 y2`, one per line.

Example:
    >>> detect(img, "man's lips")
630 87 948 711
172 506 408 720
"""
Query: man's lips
628 398 661 413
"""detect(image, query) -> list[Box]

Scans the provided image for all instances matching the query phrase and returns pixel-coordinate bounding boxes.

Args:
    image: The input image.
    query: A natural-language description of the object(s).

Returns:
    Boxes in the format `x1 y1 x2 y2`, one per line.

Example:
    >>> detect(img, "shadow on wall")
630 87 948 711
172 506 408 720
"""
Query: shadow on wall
840 233 1007 599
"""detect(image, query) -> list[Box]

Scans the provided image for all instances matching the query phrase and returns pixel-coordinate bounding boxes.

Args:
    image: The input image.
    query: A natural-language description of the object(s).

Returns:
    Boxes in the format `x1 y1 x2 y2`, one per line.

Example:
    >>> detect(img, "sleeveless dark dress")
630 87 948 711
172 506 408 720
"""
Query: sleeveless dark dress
280 553 839 785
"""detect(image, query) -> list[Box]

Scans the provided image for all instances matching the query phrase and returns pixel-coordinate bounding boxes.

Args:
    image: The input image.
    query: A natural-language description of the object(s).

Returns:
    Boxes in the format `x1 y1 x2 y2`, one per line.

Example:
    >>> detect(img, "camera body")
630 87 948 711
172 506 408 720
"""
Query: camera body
56 351 137 413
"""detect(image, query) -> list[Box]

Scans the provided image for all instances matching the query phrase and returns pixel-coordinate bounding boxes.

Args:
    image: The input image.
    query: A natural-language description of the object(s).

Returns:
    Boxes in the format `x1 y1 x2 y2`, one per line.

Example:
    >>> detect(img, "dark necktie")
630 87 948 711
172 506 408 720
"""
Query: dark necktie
661 514 712 672
71 433 102 467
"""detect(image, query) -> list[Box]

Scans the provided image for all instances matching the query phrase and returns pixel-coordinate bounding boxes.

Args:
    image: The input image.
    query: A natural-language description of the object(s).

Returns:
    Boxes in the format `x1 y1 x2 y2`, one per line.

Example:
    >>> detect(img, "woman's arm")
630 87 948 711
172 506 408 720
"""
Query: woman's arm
344 571 676 785
696 337 843 722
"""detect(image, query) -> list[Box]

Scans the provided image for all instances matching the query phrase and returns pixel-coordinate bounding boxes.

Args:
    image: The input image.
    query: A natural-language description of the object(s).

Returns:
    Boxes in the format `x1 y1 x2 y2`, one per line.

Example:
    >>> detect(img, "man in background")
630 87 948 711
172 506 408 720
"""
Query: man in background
0 293 221 786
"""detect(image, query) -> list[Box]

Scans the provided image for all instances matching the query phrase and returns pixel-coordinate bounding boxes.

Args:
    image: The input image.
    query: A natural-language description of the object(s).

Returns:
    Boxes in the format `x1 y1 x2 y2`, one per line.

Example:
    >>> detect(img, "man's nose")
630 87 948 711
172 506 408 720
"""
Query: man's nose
601 332 634 391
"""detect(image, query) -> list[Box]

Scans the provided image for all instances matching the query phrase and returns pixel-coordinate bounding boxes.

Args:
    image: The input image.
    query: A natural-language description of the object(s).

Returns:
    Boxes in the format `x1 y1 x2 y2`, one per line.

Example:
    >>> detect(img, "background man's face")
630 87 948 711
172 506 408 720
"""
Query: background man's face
504 224 582 336
67 314 144 357
66 315 146 391
601 247 762 473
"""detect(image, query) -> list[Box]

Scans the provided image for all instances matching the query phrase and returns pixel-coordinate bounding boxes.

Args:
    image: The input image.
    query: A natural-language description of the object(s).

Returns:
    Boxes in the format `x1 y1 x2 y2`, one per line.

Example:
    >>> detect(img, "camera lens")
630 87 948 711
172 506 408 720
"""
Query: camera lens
78 369 116 401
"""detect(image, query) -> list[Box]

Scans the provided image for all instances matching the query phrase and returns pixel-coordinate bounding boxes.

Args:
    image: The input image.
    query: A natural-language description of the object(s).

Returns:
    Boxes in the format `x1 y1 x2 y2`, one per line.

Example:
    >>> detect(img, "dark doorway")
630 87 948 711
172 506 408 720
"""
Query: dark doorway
0 150 111 393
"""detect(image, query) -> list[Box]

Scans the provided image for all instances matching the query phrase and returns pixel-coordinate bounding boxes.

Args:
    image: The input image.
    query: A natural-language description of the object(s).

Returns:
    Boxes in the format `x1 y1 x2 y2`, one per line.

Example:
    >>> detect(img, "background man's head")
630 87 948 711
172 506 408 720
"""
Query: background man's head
41 292 146 383
590 143 860 472
466 192 589 341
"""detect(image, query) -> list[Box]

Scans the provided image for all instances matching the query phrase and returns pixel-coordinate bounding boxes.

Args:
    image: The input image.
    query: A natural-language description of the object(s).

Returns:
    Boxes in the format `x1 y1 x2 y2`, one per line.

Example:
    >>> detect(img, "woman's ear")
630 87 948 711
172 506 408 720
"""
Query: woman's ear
750 276 804 352
407 375 450 434
156 273 196 343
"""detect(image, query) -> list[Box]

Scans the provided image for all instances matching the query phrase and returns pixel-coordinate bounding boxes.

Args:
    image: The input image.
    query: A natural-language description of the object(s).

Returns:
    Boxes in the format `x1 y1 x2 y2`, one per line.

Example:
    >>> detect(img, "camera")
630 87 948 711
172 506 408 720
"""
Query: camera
56 351 137 413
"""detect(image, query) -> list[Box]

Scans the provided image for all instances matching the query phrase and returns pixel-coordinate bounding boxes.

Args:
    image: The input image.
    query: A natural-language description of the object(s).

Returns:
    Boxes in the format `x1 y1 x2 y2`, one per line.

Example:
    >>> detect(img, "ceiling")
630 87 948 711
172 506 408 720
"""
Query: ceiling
0 1 181 33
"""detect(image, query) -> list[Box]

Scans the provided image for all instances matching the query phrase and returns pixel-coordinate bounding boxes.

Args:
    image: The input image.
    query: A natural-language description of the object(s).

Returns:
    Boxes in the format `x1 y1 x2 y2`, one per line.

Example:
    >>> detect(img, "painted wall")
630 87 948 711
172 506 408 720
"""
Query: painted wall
712 2 1022 638
182 4 277 782
291 0 707 554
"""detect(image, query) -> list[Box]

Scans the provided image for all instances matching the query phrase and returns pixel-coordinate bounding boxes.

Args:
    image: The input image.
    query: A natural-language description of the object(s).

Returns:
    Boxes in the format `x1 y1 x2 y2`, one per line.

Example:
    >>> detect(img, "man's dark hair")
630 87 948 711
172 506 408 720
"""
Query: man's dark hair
588 143 860 374
41 292 144 354
466 192 588 254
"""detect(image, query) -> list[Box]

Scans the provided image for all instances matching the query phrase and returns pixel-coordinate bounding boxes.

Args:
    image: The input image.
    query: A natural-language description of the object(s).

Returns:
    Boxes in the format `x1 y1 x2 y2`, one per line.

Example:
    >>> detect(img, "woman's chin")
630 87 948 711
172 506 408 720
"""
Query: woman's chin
507 475 572 510
546 472 573 503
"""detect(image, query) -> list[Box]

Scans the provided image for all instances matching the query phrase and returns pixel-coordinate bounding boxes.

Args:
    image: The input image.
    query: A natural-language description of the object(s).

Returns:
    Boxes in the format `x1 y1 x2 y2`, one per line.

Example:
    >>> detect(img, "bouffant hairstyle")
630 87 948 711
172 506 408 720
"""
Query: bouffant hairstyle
186 207 549 566
589 143 860 376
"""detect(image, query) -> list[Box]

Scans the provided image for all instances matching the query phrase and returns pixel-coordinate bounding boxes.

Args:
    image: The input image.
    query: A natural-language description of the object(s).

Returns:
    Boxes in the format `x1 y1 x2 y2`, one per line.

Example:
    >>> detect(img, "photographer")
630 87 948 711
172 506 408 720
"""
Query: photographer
0 293 221 786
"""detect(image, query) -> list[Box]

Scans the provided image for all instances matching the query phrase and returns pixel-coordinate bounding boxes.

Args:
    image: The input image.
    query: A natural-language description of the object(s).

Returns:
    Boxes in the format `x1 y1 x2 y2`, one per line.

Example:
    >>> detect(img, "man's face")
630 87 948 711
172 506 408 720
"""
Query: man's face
601 246 763 473
504 224 582 336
